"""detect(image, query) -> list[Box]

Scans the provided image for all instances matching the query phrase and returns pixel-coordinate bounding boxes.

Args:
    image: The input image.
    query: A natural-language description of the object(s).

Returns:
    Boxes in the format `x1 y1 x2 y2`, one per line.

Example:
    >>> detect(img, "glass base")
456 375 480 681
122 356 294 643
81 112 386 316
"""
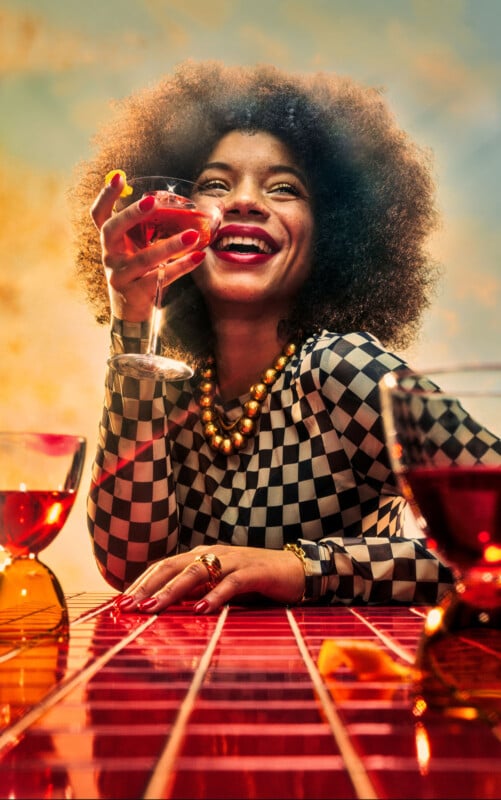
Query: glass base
0 556 69 644
0 636 68 708
414 576 501 725
108 353 194 381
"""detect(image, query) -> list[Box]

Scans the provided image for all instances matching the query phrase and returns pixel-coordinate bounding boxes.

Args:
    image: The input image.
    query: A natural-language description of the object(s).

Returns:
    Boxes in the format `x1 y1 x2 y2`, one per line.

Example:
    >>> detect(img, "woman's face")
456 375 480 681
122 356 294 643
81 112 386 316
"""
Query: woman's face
192 130 314 314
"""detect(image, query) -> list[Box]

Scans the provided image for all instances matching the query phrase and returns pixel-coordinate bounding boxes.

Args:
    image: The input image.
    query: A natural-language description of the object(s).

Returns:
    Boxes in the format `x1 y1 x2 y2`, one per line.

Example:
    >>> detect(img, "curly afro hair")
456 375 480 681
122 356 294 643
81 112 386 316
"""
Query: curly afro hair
71 59 439 363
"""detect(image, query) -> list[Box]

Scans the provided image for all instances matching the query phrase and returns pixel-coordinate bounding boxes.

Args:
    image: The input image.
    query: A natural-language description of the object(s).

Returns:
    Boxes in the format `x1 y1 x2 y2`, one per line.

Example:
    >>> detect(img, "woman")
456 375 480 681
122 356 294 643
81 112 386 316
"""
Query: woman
73 60 454 612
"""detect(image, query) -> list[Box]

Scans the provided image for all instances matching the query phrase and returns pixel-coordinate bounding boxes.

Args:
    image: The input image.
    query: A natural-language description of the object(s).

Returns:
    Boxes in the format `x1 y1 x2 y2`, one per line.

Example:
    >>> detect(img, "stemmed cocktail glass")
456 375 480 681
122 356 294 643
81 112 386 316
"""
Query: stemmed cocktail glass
0 432 86 642
108 176 223 381
380 365 501 720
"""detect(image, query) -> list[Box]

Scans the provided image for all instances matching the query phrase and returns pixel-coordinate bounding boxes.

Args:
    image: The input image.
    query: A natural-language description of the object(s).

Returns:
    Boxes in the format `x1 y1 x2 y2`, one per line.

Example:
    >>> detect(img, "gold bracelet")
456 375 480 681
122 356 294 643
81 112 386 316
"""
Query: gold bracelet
283 543 309 603
284 542 307 566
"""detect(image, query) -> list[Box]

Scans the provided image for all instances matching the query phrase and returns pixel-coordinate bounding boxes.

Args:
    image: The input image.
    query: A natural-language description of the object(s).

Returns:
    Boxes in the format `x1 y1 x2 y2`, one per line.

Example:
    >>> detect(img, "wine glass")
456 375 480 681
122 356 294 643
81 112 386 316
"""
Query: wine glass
380 365 501 720
108 176 223 381
0 432 86 643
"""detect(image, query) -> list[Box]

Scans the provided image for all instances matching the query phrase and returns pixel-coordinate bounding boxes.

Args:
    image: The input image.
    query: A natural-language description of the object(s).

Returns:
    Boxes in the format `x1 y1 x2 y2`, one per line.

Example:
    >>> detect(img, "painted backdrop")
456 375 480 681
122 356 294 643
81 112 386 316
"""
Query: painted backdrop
1 0 500 591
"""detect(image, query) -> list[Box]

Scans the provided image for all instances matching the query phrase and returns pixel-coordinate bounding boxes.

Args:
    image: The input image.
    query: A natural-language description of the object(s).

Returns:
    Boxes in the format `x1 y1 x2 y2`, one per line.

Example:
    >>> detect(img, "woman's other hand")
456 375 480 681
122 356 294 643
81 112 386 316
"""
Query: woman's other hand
114 544 306 614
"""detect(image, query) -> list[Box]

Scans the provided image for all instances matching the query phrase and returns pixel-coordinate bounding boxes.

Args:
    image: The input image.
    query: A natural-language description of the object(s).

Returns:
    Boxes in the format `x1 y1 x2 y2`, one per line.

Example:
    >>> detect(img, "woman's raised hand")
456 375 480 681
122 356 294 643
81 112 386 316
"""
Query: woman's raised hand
90 172 205 322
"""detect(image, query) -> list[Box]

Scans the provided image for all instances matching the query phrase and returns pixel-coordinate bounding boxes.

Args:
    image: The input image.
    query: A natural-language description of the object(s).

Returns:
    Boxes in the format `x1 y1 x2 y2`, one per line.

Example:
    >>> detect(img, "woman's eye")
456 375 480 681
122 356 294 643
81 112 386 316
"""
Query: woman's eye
197 179 228 195
269 182 302 197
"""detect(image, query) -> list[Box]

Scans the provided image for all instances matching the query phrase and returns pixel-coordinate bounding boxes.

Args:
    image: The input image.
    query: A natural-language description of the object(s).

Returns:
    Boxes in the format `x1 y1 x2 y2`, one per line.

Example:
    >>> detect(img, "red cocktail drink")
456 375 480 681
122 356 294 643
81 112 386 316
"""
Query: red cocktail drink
127 202 215 251
0 489 77 556
404 465 501 569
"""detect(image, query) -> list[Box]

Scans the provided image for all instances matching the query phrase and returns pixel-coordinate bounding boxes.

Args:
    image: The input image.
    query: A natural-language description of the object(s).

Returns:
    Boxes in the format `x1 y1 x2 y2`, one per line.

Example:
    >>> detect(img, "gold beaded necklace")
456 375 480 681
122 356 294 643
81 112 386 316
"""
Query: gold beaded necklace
197 342 297 456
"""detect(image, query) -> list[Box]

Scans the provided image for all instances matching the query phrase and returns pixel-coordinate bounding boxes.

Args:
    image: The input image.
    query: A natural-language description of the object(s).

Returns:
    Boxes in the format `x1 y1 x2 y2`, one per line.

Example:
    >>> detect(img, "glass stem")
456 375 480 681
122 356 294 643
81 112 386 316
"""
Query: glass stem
146 267 165 356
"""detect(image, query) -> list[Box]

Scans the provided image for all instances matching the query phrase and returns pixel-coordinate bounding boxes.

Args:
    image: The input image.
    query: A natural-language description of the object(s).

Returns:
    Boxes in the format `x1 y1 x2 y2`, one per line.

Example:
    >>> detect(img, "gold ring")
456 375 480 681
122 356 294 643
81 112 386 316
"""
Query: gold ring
194 553 223 588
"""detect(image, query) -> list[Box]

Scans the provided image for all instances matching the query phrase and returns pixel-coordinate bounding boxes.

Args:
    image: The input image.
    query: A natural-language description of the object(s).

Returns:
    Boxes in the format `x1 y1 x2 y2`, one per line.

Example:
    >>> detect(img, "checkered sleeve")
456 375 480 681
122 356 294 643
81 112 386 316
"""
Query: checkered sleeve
297 536 454 605
295 333 454 605
87 318 179 590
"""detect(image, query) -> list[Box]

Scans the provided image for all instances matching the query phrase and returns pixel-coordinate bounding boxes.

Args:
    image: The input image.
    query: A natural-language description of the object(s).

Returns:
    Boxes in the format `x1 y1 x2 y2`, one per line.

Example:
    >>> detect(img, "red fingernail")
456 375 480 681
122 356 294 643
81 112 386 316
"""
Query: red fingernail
116 595 135 610
181 229 199 246
193 599 209 613
138 194 155 213
191 251 206 266
138 597 158 611
110 172 122 188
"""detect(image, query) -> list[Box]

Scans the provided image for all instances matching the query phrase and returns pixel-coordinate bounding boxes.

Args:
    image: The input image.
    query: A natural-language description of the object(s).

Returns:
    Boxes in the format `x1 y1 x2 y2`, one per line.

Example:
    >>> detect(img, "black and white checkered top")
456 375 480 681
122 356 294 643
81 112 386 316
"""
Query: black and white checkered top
87 320 454 603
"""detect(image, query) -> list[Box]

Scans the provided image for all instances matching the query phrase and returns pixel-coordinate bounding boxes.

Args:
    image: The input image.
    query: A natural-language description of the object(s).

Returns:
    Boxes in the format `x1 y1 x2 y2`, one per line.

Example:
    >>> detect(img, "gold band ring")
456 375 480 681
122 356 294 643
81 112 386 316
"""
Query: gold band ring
194 553 223 588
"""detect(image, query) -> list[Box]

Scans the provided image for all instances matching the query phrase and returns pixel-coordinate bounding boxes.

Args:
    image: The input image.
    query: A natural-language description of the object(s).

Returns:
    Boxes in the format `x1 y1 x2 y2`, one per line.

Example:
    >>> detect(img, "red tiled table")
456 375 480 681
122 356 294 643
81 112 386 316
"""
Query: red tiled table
0 594 500 799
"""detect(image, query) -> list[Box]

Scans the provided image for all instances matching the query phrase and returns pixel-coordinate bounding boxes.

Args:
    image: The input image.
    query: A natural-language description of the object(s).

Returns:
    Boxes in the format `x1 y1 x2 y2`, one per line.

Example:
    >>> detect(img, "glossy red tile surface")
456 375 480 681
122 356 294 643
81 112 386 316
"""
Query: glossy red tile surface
0 595 499 799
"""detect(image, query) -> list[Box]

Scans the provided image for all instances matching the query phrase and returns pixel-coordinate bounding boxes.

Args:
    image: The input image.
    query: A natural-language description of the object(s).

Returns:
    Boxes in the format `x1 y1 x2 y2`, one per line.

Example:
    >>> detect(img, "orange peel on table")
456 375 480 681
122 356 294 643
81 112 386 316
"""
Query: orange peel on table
104 169 133 198
318 639 416 682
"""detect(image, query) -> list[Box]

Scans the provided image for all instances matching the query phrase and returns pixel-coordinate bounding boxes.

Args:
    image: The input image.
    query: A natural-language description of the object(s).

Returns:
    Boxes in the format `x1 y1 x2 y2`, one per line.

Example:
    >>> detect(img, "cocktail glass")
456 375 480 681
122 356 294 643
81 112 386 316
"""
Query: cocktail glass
108 176 223 381
380 365 501 720
0 432 86 642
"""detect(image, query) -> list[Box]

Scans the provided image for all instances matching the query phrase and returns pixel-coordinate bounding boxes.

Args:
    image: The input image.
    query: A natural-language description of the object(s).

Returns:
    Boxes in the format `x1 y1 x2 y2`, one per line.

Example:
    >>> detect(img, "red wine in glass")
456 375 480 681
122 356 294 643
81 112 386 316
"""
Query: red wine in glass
127 204 215 250
404 466 501 575
0 489 77 557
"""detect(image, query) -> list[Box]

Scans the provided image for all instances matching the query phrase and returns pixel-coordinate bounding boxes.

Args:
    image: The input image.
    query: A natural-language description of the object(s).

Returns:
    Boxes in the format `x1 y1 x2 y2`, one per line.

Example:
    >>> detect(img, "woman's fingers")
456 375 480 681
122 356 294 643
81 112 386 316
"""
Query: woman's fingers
137 559 225 611
115 553 216 612
103 245 205 324
101 191 200 255
192 572 247 614
91 172 123 231
114 546 305 615
106 248 206 294
101 204 203 284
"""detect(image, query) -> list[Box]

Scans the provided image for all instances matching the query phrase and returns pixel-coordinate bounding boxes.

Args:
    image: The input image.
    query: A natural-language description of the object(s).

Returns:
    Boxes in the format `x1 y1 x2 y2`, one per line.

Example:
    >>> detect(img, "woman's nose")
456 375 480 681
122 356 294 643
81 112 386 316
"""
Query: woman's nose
225 181 269 218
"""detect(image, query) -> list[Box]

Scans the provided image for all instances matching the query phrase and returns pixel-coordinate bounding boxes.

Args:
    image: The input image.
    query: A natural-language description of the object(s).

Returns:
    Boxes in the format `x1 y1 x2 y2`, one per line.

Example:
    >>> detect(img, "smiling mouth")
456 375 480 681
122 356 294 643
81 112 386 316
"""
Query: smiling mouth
213 235 276 255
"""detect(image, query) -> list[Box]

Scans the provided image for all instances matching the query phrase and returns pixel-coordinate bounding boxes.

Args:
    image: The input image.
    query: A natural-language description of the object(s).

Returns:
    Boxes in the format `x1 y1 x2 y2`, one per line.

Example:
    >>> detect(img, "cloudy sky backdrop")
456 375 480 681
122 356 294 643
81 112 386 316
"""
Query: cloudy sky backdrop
1 0 500 590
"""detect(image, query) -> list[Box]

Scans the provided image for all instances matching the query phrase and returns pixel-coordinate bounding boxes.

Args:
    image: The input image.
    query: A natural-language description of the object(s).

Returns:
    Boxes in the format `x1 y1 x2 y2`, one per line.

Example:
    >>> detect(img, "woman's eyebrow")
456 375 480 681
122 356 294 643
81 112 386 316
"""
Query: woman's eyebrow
200 161 309 186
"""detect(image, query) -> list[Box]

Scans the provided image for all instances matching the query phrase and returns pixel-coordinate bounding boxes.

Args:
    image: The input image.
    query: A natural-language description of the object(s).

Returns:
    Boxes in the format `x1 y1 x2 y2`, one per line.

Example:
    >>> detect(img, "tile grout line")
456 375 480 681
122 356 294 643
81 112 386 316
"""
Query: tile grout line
0 646 22 664
0 598 121 666
347 607 416 664
69 597 118 625
142 605 230 800
0 613 158 756
286 608 380 800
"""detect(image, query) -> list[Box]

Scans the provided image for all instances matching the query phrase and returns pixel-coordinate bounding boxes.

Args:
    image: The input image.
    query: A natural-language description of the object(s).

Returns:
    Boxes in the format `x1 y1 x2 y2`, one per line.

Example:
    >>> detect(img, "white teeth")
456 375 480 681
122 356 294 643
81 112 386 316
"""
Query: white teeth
215 235 273 254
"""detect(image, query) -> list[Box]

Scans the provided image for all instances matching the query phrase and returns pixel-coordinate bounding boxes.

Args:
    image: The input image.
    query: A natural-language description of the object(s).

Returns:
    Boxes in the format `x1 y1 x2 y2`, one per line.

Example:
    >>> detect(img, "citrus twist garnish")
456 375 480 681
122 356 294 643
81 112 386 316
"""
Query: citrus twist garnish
104 169 133 198
318 639 415 681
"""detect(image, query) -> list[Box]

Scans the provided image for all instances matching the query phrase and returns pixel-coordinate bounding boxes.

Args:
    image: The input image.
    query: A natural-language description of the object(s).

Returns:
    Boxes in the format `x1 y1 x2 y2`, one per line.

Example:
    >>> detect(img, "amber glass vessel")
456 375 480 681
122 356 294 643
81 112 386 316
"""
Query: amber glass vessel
380 366 501 721
0 432 86 642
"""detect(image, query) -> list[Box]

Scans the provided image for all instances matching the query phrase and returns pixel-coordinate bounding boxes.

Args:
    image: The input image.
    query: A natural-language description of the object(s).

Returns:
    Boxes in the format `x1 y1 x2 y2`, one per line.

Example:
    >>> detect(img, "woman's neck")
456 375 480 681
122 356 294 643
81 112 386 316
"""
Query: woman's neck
211 316 289 402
